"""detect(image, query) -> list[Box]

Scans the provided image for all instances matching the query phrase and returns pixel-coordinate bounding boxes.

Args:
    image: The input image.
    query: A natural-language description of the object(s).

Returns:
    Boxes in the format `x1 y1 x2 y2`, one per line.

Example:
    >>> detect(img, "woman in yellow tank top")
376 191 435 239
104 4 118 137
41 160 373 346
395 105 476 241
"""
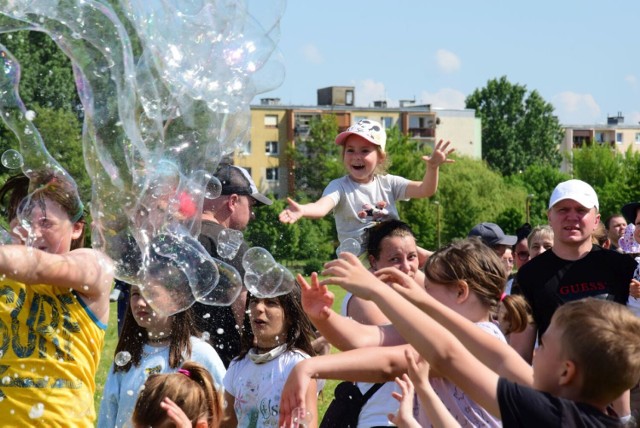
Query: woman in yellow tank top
0 172 114 427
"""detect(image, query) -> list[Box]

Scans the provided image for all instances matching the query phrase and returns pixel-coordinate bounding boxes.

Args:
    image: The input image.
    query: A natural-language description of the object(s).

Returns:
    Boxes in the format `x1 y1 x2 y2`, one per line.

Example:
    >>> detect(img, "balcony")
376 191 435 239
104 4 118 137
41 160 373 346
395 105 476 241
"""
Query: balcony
408 127 435 139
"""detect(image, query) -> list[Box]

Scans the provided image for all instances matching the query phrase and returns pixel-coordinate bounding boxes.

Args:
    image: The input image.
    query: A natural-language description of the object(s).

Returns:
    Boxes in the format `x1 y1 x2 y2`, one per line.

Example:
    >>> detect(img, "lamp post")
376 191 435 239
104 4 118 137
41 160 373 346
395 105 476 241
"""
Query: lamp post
526 194 534 224
434 201 441 248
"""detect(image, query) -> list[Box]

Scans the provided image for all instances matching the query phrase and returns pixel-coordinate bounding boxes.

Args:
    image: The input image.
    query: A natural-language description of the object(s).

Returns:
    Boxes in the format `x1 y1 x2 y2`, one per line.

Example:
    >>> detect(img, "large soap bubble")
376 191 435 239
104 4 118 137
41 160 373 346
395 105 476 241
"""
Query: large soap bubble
0 0 286 315
243 247 295 298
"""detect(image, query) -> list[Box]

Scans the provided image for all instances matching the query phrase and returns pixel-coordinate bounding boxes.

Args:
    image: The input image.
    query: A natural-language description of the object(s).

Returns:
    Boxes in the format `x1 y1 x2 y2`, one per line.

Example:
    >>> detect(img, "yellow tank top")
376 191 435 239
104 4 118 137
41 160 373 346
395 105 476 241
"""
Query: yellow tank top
0 277 106 427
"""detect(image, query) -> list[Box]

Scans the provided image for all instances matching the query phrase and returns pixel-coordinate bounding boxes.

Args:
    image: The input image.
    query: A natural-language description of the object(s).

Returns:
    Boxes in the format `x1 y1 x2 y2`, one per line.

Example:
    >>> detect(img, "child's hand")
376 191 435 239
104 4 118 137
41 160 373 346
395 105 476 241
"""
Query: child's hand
404 348 430 391
388 374 422 428
297 273 335 321
280 198 304 224
160 397 192 428
278 360 312 427
321 253 379 301
423 139 455 168
630 279 640 298
375 267 426 304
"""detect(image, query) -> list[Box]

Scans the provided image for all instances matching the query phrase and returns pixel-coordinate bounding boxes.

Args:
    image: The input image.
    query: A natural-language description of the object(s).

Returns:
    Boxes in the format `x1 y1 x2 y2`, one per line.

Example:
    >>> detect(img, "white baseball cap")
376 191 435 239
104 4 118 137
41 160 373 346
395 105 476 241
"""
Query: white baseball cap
335 119 387 152
548 179 599 211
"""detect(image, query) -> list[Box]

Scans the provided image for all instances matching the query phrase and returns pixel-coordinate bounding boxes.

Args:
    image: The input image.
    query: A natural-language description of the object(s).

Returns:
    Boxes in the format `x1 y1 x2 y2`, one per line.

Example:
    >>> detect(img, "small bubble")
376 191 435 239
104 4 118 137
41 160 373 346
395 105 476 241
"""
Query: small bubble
126 390 134 396
202 313 211 319
115 351 132 366
28 403 44 419
216 328 224 335
1 149 24 169
24 110 36 121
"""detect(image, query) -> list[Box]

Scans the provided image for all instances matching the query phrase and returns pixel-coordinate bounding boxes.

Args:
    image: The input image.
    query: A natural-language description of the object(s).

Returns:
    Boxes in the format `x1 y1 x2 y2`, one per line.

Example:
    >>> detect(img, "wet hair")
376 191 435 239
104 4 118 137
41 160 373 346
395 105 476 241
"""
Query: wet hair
0 172 86 249
237 283 317 360
132 361 222 428
498 294 532 335
527 225 553 250
424 238 529 323
366 220 416 260
552 298 640 404
113 286 199 373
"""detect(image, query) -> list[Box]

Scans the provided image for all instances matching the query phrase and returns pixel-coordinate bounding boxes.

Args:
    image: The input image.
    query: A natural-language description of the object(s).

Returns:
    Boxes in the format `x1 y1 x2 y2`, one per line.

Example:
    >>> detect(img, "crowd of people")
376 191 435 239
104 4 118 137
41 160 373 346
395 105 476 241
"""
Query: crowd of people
1 119 640 427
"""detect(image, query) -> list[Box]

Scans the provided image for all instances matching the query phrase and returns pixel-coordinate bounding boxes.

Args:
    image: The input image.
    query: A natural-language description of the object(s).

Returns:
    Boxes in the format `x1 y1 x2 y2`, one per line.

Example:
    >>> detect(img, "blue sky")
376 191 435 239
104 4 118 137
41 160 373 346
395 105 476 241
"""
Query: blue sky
254 1 640 126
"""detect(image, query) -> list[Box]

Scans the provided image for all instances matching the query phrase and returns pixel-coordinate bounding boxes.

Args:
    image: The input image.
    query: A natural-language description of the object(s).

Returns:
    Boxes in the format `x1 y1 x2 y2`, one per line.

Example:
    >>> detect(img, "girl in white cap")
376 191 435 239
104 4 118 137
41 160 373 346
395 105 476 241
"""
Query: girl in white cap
279 119 453 254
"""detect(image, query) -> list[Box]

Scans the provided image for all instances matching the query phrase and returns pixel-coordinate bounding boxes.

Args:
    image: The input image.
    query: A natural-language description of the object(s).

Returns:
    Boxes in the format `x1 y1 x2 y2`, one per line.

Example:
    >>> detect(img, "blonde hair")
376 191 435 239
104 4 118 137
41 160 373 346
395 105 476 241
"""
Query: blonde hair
132 361 222 428
527 225 553 249
552 299 640 403
590 221 608 246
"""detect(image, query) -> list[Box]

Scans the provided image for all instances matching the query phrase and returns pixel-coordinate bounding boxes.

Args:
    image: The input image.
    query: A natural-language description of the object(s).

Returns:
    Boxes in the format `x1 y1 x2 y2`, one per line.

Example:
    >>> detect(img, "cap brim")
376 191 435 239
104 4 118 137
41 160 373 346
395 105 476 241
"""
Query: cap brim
251 193 273 206
622 202 640 224
335 131 381 147
498 235 518 246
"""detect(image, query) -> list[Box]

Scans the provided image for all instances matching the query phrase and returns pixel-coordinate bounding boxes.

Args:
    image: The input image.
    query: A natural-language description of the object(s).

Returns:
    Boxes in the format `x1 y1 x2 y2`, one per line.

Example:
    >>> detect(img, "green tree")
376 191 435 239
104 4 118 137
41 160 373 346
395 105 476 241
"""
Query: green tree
466 76 563 176
514 163 570 226
288 115 342 200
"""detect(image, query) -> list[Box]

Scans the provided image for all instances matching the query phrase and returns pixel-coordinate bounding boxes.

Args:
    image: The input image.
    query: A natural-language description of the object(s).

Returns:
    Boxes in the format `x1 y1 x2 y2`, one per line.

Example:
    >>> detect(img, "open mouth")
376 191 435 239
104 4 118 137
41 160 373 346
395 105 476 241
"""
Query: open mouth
352 164 365 171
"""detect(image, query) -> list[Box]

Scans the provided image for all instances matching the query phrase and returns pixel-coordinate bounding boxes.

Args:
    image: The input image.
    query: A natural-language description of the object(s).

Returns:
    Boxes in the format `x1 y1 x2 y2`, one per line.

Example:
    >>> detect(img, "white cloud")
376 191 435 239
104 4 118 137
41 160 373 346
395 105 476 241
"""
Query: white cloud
625 74 637 88
355 79 388 106
552 92 601 124
301 43 323 64
419 88 466 109
435 49 461 74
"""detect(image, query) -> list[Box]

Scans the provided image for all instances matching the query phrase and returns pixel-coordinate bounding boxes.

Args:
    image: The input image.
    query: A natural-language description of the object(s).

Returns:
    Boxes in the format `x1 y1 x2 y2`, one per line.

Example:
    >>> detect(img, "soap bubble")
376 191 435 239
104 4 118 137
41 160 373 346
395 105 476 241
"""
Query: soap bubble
336 238 361 256
205 176 222 199
242 247 276 272
196 258 243 306
24 110 35 121
0 0 285 313
217 228 244 260
1 149 23 169
243 247 294 298
114 351 132 366
28 403 44 419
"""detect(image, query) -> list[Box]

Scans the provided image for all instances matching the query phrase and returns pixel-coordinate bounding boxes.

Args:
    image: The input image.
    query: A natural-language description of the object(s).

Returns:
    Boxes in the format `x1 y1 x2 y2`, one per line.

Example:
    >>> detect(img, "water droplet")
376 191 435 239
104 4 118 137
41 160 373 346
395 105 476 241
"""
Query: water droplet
24 110 36 121
28 403 44 419
115 351 132 366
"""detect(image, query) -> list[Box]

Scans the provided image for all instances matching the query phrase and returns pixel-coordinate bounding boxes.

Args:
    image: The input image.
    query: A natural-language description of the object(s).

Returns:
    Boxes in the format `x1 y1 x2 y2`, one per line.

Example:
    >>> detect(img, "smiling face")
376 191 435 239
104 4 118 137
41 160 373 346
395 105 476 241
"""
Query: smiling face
547 199 600 248
342 135 384 184
249 297 288 349
17 197 83 254
369 235 420 278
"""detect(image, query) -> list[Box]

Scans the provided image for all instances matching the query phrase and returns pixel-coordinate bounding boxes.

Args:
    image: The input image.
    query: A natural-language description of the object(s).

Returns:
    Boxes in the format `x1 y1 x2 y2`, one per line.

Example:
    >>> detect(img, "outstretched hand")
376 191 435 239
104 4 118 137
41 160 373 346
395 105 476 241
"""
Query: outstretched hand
388 373 421 428
279 197 304 224
423 139 455 168
321 252 380 301
375 267 427 305
278 361 311 427
631 279 640 298
298 273 335 322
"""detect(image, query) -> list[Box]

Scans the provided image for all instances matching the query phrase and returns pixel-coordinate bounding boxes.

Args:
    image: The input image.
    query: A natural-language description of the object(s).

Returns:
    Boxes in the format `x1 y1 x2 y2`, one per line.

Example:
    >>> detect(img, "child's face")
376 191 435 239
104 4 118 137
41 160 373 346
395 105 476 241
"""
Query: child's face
529 234 553 258
130 286 173 338
532 319 566 395
249 297 287 349
17 197 83 254
424 277 460 311
342 135 383 184
501 248 514 273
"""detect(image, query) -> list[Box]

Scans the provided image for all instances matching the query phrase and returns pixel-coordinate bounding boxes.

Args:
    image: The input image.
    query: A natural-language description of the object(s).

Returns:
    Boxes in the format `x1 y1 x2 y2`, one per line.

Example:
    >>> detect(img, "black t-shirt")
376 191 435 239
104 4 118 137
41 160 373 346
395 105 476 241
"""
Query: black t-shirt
517 245 636 337
497 378 621 427
192 221 249 368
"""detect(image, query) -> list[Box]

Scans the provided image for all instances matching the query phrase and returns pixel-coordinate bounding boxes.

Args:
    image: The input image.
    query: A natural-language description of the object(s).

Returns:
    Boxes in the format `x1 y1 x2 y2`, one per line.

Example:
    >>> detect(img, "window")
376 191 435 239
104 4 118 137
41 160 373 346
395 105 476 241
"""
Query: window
264 115 278 128
382 117 394 129
266 167 279 181
635 133 640 144
241 140 251 154
616 132 623 144
265 141 279 155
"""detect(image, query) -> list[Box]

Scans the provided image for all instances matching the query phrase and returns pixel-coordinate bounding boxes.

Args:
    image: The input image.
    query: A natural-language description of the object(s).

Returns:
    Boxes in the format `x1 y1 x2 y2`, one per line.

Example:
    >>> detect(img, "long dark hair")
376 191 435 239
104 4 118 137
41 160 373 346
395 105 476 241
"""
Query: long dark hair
113 289 200 373
236 283 317 360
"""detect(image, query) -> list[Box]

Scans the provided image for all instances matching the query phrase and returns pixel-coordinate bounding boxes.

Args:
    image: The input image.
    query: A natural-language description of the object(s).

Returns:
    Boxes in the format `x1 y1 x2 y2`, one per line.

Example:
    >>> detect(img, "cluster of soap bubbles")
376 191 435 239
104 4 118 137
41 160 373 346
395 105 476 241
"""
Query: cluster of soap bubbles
0 0 288 315
336 237 361 256
243 247 295 298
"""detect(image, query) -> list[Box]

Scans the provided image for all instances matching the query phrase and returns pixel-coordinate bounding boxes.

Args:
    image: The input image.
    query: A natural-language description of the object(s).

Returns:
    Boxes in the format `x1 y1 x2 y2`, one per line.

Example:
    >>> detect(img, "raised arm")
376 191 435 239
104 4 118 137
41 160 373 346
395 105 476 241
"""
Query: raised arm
298 273 404 350
404 140 454 199
322 254 502 418
375 267 534 385
279 196 335 224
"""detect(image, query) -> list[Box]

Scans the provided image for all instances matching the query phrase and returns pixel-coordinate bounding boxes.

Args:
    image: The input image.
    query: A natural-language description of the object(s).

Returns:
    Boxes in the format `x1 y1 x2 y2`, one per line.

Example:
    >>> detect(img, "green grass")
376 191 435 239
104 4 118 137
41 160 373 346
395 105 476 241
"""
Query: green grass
94 285 348 419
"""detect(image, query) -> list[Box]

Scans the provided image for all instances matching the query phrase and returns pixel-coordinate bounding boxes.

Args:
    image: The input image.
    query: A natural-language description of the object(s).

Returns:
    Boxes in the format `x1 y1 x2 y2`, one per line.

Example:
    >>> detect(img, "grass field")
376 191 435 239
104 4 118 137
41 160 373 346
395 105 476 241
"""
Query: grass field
94 284 348 419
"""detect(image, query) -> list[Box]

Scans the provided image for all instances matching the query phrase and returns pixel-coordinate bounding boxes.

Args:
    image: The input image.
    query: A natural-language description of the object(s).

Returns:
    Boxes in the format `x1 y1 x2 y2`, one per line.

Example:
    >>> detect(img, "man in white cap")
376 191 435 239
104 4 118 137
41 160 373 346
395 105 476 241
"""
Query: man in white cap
513 179 637 362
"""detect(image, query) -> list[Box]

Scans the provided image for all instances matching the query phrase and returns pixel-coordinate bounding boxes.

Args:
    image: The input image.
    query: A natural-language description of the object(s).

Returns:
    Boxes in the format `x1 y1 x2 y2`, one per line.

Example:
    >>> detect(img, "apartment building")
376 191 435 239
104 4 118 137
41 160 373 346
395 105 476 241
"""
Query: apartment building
235 86 482 199
561 112 640 172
